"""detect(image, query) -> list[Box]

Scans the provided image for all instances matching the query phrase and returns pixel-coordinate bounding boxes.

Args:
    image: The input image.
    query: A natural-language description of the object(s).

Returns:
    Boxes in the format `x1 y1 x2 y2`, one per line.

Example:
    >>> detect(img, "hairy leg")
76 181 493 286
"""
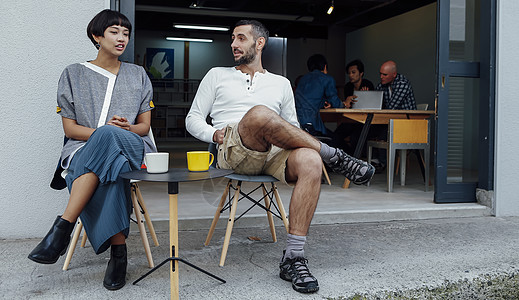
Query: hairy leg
238 105 321 152
284 148 322 236
61 172 99 223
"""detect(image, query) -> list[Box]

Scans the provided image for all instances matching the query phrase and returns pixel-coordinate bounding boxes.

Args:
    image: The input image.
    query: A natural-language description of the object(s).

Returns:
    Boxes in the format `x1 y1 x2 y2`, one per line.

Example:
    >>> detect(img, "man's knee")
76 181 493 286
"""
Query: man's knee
288 148 322 177
249 104 275 115
242 105 278 124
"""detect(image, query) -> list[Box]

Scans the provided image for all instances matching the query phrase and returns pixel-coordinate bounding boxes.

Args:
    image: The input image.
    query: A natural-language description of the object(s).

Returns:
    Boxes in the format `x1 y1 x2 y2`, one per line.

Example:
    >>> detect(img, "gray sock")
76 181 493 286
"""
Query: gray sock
283 234 307 261
319 141 337 164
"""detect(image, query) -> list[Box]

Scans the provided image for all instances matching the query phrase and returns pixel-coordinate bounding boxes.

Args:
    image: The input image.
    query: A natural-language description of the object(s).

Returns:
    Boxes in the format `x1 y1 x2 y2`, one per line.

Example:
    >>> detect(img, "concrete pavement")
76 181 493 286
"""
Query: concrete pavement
2 216 519 299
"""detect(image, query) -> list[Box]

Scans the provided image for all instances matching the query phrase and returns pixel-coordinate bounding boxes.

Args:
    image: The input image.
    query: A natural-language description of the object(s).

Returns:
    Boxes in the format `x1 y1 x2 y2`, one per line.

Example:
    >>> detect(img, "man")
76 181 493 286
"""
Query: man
294 54 343 139
371 60 417 169
376 60 416 109
186 20 374 294
337 59 375 154
343 59 374 108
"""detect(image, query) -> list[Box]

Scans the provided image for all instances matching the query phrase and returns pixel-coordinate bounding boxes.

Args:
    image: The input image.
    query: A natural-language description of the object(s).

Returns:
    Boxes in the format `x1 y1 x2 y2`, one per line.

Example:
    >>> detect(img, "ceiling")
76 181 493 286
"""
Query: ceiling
135 0 435 39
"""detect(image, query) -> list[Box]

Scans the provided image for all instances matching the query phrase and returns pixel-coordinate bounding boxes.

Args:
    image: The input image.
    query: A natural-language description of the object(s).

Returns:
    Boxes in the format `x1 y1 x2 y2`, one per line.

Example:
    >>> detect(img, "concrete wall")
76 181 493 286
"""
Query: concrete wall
345 3 437 108
494 1 519 216
0 0 106 238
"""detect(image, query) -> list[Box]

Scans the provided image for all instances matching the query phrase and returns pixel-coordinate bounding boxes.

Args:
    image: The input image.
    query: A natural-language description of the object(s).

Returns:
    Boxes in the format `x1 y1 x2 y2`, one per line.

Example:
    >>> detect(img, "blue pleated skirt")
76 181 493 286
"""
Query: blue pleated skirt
65 125 145 254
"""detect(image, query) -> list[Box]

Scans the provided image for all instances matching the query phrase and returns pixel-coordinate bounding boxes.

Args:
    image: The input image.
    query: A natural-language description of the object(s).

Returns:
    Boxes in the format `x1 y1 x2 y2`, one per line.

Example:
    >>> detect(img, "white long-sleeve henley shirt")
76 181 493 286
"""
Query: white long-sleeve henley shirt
186 67 299 143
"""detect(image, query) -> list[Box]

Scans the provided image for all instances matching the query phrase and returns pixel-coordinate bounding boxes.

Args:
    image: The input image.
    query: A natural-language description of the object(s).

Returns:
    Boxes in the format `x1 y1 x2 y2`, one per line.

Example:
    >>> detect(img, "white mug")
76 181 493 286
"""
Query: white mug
144 152 169 173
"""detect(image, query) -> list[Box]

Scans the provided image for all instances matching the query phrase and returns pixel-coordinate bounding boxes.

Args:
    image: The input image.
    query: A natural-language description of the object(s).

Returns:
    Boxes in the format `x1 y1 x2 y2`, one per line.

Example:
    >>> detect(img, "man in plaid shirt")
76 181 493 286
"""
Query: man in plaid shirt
375 60 417 110
369 60 417 170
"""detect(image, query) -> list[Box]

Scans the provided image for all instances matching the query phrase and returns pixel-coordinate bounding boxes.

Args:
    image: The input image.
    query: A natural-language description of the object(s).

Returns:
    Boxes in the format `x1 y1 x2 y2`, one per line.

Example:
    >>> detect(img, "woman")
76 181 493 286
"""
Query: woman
28 9 156 291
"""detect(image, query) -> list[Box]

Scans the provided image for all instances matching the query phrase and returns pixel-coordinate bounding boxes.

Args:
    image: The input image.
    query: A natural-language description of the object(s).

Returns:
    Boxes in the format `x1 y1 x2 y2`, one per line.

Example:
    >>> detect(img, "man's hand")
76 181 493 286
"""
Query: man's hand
323 101 331 109
107 115 131 131
213 128 225 144
360 86 369 91
343 95 358 108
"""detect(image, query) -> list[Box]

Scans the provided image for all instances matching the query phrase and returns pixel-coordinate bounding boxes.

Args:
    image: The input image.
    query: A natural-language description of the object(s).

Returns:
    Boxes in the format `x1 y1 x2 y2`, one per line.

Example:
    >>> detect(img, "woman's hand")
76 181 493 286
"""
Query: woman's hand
107 115 131 131
323 101 331 109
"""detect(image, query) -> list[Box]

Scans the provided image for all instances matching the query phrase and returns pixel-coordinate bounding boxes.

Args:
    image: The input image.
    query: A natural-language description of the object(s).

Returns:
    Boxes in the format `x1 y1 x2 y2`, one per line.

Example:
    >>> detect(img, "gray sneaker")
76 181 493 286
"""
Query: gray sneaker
279 252 319 293
326 149 375 184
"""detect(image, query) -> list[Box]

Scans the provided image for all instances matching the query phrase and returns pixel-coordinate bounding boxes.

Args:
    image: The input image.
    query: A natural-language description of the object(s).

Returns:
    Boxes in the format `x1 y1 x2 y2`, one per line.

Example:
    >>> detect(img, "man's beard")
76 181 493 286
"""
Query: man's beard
235 46 257 65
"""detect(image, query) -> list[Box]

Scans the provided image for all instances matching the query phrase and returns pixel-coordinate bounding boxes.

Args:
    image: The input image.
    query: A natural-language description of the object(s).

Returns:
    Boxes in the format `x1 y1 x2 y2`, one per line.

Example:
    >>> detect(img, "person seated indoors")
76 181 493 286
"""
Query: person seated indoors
28 9 156 291
343 59 375 108
371 60 417 170
376 60 416 110
294 54 343 144
336 59 375 154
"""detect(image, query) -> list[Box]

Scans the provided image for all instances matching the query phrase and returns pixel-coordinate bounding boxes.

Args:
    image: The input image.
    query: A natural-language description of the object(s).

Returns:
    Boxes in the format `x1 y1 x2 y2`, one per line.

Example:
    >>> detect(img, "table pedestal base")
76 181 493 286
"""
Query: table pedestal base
132 183 225 300
132 250 227 284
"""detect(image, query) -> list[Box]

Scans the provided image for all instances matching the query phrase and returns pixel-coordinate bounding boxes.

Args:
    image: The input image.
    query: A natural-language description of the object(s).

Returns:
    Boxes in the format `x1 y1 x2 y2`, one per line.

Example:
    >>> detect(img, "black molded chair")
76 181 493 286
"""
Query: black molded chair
204 143 289 266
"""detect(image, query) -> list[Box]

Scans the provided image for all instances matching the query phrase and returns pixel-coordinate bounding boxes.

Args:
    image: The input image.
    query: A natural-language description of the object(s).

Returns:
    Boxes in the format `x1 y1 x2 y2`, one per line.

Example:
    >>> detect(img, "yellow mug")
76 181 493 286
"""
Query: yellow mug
187 151 214 172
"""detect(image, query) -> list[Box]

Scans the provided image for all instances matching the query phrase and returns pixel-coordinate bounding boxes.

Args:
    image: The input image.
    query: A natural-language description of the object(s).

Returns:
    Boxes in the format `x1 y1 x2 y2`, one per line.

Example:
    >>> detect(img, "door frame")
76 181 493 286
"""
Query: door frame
434 0 496 203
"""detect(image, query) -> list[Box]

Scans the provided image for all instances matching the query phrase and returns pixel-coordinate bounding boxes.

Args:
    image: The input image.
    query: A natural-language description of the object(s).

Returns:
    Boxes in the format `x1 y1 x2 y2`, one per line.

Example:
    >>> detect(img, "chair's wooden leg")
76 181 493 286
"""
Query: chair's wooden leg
342 178 351 189
205 180 231 246
134 183 159 247
262 184 276 243
131 188 154 268
80 228 87 248
220 181 241 267
272 183 289 233
62 219 83 271
322 164 331 185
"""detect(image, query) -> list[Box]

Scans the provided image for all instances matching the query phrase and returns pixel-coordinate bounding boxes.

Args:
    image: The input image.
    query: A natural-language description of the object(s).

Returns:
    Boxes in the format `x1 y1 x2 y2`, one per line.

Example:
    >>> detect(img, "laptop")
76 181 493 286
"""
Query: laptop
350 91 384 109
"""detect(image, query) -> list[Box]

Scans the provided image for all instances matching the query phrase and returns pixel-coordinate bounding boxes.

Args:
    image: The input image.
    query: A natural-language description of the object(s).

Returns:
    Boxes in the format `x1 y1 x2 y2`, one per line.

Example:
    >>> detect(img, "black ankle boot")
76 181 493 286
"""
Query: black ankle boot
103 244 127 290
28 216 75 264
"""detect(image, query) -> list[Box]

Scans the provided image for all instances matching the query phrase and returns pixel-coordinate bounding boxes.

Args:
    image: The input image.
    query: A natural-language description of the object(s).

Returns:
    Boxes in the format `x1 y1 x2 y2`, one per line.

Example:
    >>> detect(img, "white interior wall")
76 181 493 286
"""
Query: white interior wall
345 3 437 108
494 1 519 216
0 1 106 238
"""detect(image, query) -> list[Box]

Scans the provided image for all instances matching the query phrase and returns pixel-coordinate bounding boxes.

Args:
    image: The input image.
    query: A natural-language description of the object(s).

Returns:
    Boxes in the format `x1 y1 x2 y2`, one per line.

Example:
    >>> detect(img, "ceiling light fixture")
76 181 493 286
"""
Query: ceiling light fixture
166 37 213 43
327 0 334 15
174 24 229 31
189 2 226 11
137 5 314 22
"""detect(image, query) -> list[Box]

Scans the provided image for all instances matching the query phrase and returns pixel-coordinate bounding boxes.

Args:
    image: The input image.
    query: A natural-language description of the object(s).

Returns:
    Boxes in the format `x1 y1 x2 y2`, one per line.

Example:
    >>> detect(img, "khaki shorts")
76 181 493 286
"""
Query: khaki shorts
217 123 292 184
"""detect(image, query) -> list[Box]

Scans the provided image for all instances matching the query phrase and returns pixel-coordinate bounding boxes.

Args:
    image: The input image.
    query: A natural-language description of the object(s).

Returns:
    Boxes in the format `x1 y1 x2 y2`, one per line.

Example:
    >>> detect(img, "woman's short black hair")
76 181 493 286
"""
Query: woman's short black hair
87 9 132 49
307 54 327 72
346 59 365 74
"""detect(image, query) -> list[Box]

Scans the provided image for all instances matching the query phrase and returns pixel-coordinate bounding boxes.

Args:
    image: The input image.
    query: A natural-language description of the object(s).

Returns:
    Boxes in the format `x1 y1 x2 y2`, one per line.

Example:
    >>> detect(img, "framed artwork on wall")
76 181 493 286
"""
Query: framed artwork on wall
146 48 175 79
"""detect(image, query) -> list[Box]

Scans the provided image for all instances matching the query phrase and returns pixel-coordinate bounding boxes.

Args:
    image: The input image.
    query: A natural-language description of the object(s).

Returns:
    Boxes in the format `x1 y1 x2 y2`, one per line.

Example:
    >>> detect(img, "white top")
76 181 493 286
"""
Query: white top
186 67 299 143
